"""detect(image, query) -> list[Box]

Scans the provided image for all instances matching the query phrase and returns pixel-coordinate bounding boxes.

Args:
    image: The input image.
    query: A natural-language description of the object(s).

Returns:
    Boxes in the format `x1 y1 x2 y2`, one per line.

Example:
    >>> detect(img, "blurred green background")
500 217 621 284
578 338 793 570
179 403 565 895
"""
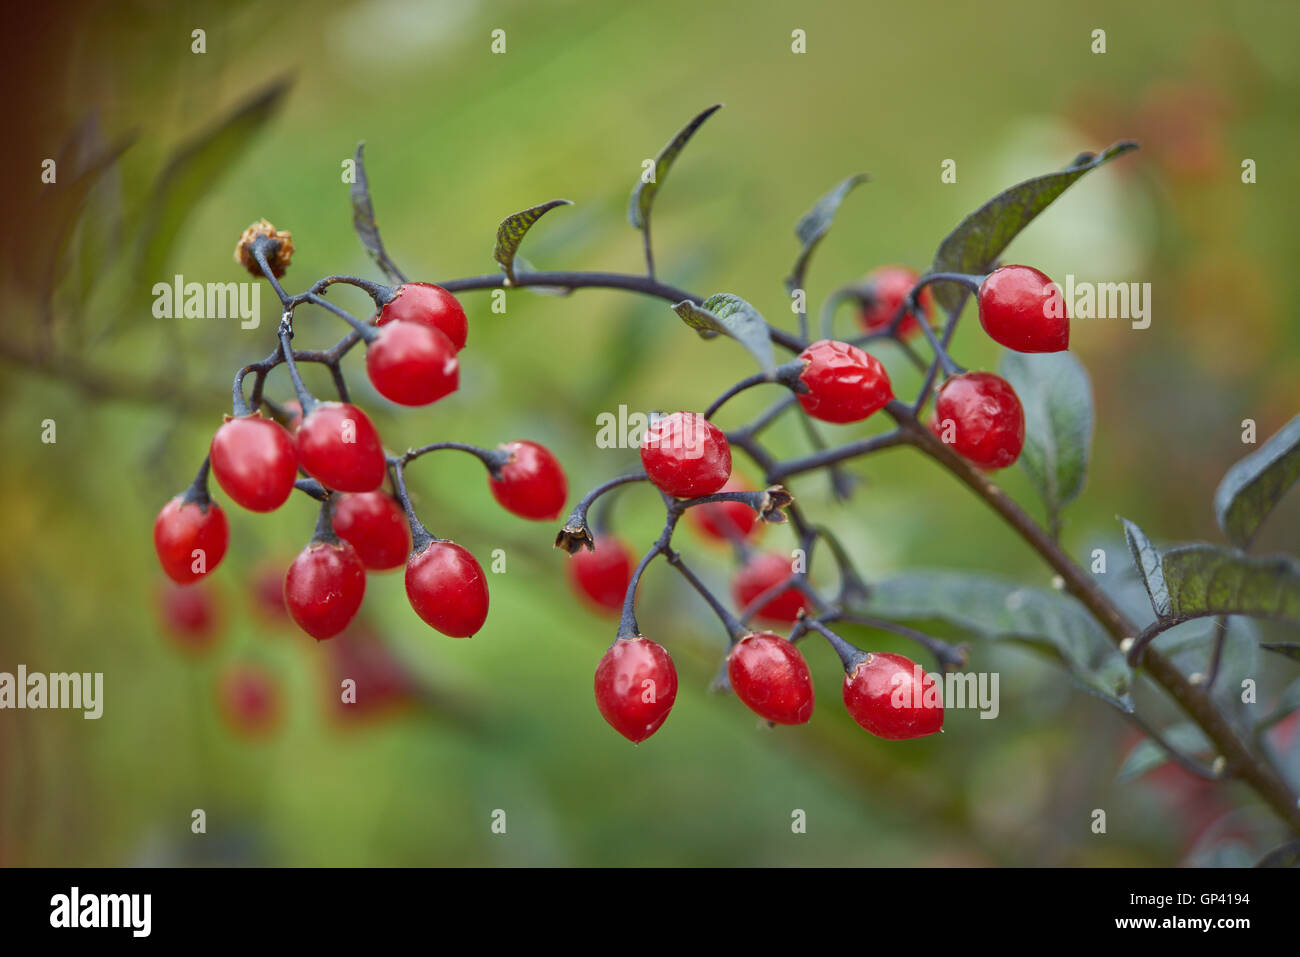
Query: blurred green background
2 0 1298 866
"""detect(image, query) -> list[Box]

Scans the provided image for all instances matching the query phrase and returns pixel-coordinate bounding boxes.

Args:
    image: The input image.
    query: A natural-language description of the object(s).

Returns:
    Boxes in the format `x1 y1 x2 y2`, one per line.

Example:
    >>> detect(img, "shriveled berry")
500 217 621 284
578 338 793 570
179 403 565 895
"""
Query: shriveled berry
296 401 387 493
489 440 568 521
727 632 815 725
842 651 943 739
568 538 635 615
153 495 228 584
365 321 459 406
977 264 1068 353
640 411 731 498
857 265 933 339
797 339 893 423
731 552 809 624
594 636 678 743
405 541 489 638
331 491 412 570
209 413 298 512
688 475 759 543
375 282 468 352
284 540 367 641
929 372 1026 470
217 664 282 739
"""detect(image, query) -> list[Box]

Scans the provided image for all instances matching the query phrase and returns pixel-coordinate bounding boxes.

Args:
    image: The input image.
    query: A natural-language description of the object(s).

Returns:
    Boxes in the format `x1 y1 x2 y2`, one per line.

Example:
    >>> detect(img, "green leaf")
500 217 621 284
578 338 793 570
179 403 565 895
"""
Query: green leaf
1262 676 1300 730
671 293 775 373
1261 642 1300 662
853 570 1133 710
628 104 722 230
493 199 572 284
929 141 1139 315
1214 412 1300 548
1000 351 1094 527
135 76 291 287
1116 722 1211 782
1160 546 1300 623
1121 518 1170 617
786 173 868 293
350 142 404 285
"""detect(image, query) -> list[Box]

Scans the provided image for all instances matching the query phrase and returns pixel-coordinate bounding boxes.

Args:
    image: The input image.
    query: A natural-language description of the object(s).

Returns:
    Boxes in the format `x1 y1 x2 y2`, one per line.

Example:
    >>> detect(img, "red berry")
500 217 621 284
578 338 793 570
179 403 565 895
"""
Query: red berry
858 265 933 339
249 559 292 625
365 321 459 407
489 440 568 521
977 264 1069 353
325 623 419 723
296 402 387 493
284 539 367 641
157 581 222 653
688 475 759 543
568 537 635 615
929 372 1026 470
594 636 678 743
153 495 228 584
217 663 282 739
331 491 412 570
731 552 809 624
727 632 815 725
640 411 731 498
797 339 894 424
209 413 298 512
405 541 489 638
842 651 943 739
375 282 468 352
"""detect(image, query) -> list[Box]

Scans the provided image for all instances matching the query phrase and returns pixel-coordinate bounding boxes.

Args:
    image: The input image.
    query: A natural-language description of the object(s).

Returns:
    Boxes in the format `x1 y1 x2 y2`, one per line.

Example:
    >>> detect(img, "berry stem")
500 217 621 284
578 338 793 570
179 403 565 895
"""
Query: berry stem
389 458 435 553
664 547 746 641
180 456 214 508
401 441 511 479
309 496 341 546
276 322 318 413
703 360 808 420
802 619 868 672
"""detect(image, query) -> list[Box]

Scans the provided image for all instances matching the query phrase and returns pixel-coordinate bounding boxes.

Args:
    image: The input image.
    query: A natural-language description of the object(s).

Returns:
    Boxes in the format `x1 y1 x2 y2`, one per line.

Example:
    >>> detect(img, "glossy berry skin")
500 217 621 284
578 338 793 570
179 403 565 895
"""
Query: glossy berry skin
296 402 387 493
594 636 678 743
405 541 489 638
157 581 222 653
209 414 298 512
331 492 412 570
568 538 635 615
375 282 468 352
283 540 367 641
797 339 894 424
488 440 568 521
842 652 943 740
929 372 1026 470
731 552 809 624
365 321 459 407
217 664 282 739
153 496 228 584
977 264 1069 353
640 411 732 498
688 475 759 543
858 265 933 339
727 632 815 725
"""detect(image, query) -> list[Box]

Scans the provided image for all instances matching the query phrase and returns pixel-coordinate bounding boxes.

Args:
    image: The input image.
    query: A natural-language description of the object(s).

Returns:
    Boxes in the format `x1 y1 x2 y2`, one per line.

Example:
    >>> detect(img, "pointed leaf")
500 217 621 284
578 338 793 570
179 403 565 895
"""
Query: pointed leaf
1159 545 1300 623
1122 518 1170 618
786 173 868 293
350 142 405 284
494 199 572 284
1214 412 1300 548
1117 722 1211 782
930 141 1139 315
1261 642 1300 662
628 104 722 229
672 293 775 373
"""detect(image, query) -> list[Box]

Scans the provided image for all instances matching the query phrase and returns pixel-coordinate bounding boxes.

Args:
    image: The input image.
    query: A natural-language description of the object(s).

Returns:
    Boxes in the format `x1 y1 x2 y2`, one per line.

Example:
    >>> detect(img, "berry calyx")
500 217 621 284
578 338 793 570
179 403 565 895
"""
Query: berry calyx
593 636 678 743
977 264 1069 353
929 372 1026 470
405 540 489 638
568 537 635 615
209 413 298 512
726 632 815 725
296 401 387 493
796 339 894 424
842 651 943 740
375 282 469 352
153 493 228 584
283 514 367 641
731 552 809 624
217 663 282 739
857 265 933 339
331 491 412 570
688 475 760 544
488 440 568 521
365 320 459 407
640 411 732 498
